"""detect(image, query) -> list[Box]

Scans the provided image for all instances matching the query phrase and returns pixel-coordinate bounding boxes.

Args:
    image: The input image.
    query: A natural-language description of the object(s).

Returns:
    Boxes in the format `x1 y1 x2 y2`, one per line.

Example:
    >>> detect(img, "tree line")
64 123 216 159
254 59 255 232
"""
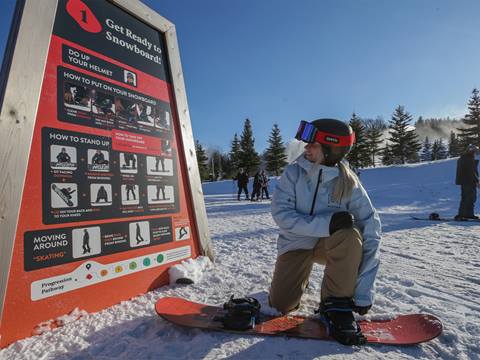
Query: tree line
195 119 288 181
195 88 480 180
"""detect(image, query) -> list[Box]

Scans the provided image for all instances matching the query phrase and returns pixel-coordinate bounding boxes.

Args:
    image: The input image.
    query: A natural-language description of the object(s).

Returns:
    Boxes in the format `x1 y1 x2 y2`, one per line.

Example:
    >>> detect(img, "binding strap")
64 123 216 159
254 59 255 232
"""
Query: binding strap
222 295 261 331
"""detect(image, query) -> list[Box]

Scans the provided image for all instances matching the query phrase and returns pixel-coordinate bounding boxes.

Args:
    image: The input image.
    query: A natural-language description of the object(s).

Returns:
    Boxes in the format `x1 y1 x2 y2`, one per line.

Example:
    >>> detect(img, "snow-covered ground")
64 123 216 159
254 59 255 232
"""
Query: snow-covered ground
2 157 480 359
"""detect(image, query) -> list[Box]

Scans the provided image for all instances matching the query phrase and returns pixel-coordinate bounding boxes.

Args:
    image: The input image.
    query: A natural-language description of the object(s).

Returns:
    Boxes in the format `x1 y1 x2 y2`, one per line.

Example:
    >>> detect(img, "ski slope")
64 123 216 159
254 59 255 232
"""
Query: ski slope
1 158 480 359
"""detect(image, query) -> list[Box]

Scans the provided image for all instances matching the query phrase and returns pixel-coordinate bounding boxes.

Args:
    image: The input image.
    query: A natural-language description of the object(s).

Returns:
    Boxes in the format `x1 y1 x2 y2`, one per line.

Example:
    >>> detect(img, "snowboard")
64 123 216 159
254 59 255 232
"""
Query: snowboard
411 216 480 222
155 297 443 345
51 184 74 207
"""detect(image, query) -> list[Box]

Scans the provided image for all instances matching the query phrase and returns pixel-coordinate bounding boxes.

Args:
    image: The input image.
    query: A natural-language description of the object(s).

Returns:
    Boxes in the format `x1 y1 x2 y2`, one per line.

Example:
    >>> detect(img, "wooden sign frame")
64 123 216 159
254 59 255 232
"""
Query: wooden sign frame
0 0 212 347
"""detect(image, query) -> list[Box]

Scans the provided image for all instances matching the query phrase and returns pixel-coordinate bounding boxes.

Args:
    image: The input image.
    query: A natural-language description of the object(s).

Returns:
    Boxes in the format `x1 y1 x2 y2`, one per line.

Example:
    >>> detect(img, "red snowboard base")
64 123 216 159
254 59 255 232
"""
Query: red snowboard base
155 297 442 345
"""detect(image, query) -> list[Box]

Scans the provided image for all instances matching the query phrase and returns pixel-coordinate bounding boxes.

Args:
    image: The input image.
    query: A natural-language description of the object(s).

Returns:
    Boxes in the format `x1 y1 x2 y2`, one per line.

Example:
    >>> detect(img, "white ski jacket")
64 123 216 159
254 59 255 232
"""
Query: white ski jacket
271 155 382 306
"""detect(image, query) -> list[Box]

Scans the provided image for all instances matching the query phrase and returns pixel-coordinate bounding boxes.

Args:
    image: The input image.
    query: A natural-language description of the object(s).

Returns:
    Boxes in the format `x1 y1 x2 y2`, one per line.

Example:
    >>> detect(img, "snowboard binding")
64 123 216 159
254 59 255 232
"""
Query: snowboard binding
319 297 367 346
221 295 261 331
429 212 440 220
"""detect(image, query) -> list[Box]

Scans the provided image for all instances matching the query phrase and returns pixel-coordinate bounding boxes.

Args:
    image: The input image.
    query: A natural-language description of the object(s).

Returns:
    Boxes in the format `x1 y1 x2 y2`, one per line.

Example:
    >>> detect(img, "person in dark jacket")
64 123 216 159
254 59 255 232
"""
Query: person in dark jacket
455 144 479 220
56 148 71 163
92 150 109 165
260 170 270 200
251 171 262 201
234 168 249 200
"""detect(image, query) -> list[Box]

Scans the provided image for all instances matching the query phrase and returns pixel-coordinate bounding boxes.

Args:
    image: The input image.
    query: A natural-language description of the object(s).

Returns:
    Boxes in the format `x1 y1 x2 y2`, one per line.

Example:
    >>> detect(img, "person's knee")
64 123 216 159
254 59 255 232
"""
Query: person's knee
328 228 363 254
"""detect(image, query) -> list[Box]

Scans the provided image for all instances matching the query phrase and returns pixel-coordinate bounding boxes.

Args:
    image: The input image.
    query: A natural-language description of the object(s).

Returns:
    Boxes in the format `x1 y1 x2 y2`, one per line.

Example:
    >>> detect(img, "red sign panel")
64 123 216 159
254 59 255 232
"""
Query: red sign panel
0 0 201 347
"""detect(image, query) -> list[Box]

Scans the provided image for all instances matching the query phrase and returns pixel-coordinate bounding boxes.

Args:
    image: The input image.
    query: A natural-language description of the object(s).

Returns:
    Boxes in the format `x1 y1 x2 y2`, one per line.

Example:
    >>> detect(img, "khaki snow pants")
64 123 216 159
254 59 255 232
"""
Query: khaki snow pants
269 228 363 314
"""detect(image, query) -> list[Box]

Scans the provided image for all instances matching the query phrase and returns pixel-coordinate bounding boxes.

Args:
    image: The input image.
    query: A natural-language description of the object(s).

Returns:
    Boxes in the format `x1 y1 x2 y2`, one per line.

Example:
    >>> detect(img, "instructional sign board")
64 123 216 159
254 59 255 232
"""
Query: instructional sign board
0 0 212 347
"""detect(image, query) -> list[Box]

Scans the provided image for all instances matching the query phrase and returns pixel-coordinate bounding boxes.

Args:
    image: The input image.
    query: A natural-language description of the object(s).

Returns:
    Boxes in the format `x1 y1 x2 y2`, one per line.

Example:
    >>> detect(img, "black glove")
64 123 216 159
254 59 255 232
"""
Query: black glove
329 211 354 235
353 304 371 315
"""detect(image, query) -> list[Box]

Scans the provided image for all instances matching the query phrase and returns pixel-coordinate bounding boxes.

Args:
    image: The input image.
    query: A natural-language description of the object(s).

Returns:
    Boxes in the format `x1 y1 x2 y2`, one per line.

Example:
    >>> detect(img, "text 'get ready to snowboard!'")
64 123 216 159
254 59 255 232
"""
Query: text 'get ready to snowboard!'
0 0 211 347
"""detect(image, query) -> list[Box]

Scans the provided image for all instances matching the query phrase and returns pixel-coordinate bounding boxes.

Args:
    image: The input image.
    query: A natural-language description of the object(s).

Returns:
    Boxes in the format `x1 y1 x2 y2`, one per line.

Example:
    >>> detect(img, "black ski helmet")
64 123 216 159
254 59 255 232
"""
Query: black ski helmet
311 118 355 166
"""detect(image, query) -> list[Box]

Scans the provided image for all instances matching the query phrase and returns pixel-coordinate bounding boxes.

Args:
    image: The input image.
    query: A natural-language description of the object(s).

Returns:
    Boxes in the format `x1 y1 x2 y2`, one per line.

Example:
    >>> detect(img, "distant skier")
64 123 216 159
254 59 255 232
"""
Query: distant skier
56 148 71 163
269 118 381 346
260 170 270 200
455 144 479 221
251 171 262 201
234 168 249 200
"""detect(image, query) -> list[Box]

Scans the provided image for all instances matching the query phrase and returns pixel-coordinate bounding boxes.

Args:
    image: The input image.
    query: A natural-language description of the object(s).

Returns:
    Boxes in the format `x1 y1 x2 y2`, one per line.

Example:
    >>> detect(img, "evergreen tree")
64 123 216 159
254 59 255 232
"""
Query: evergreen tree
346 113 370 168
431 139 448 160
421 137 432 161
208 149 224 181
364 117 385 167
381 143 394 165
195 140 209 181
229 133 241 171
458 88 480 149
239 118 261 174
448 131 462 157
388 105 422 164
219 152 234 179
265 123 288 176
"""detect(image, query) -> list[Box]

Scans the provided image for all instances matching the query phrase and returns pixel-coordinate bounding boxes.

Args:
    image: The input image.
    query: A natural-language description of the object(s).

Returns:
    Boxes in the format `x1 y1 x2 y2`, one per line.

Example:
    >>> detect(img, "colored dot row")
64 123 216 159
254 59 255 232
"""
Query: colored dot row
85 254 165 280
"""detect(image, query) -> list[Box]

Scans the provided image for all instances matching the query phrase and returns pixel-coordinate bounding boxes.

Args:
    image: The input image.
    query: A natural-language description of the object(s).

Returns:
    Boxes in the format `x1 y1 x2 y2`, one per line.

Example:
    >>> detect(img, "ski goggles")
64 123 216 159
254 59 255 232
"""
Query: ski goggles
295 120 355 146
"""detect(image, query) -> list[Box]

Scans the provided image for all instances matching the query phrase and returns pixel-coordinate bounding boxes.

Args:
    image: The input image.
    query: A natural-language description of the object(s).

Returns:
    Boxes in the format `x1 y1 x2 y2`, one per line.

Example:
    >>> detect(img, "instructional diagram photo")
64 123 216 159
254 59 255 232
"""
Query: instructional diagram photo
91 90 115 116
146 156 173 176
155 109 170 130
72 226 101 258
50 145 77 170
147 184 174 204
115 97 137 124
63 82 91 111
87 149 110 172
51 183 78 208
162 139 172 156
135 103 155 127
90 183 112 206
124 70 137 86
121 184 139 205
119 152 138 173
129 221 151 247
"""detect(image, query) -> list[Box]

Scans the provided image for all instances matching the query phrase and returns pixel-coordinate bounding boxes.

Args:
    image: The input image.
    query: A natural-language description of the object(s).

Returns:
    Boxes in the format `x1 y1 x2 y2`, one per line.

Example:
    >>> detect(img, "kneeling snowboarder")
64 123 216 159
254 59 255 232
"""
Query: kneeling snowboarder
269 118 382 346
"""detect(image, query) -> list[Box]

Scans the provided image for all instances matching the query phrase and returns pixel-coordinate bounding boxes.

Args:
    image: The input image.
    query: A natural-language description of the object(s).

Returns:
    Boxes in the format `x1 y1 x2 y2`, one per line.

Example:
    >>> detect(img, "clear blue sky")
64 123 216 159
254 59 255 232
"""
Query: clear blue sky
2 0 480 152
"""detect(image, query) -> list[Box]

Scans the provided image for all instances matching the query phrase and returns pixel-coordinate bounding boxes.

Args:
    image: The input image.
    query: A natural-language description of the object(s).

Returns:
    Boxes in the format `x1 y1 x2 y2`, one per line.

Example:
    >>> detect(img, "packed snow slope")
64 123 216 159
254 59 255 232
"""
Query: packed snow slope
2 157 480 359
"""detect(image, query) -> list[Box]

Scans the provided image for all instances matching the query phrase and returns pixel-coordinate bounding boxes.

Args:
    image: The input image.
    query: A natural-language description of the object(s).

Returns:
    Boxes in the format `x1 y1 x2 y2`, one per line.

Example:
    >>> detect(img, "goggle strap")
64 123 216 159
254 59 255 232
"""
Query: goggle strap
314 130 355 147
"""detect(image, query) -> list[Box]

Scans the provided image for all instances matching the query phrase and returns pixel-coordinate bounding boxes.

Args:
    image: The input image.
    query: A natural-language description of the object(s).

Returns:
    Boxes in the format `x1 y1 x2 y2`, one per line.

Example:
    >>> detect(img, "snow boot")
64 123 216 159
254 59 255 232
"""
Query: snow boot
319 297 366 346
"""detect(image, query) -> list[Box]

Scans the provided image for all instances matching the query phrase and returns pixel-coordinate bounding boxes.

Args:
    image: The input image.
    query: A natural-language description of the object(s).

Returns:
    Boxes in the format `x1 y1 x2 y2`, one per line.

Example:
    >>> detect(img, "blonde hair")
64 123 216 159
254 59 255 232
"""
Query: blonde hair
332 161 359 202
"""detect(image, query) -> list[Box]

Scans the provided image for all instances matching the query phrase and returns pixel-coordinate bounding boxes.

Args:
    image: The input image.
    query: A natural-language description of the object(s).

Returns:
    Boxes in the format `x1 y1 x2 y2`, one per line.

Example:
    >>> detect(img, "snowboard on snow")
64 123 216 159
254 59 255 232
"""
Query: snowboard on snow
155 297 442 345
411 216 480 222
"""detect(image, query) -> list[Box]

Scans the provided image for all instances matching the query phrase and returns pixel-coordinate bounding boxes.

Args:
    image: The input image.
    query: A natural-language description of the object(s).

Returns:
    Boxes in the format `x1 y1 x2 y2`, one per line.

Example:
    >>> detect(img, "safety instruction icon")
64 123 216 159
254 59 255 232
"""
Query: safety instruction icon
175 226 190 241
72 226 101 258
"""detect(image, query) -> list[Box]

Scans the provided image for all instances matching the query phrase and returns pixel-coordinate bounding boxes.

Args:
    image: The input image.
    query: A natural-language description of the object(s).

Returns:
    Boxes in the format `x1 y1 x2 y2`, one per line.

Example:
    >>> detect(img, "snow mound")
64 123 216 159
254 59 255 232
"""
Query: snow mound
168 256 213 285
